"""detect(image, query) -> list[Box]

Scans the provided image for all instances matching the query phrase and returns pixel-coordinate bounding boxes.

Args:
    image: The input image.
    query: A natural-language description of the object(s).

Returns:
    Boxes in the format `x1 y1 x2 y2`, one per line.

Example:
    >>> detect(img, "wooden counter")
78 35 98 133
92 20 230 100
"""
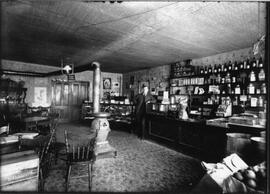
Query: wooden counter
145 113 265 163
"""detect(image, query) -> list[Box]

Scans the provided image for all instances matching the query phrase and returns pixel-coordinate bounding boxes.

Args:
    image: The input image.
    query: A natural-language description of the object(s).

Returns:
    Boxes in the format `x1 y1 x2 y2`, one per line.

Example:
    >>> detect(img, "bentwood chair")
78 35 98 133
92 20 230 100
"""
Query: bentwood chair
64 129 96 192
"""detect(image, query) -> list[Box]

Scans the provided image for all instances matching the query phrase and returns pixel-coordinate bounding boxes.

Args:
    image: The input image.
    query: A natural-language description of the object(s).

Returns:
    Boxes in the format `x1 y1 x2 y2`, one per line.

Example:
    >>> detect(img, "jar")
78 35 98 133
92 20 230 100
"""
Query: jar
225 73 231 83
248 83 255 94
249 71 256 82
261 83 266 94
258 69 265 81
235 85 241 94
258 96 264 107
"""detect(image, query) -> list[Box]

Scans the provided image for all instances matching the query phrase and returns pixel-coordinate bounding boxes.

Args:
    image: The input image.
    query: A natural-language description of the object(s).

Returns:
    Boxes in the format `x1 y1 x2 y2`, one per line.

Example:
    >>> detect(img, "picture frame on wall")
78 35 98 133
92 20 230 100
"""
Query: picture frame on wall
103 78 111 89
138 81 149 93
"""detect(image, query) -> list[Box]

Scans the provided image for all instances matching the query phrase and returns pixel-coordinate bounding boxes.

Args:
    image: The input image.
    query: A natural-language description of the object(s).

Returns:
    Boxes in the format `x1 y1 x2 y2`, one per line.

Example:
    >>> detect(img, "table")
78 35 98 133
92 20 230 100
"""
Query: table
0 150 39 191
21 116 50 132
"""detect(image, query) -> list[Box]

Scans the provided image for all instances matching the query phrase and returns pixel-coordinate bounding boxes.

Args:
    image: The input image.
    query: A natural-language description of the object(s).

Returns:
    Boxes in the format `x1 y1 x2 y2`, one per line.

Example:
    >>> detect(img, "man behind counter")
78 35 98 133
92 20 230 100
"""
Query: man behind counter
134 85 156 139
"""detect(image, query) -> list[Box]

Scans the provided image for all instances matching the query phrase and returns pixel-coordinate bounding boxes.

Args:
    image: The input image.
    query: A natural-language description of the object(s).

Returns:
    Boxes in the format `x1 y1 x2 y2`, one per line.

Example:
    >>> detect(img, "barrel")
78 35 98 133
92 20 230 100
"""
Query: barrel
226 133 252 159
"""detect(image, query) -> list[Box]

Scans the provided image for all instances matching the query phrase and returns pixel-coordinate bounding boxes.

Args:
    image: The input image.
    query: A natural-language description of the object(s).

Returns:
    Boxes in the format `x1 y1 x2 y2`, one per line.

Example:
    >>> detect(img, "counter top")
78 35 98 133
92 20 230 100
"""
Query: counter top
147 113 266 131
146 113 205 123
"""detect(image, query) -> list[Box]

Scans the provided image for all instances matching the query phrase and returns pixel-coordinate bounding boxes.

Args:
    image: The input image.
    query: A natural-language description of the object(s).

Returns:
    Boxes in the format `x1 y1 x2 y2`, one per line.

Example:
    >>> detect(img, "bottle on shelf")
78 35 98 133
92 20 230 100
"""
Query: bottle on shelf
247 83 255 94
225 73 231 83
246 59 251 69
218 64 222 73
239 61 244 70
250 96 258 107
227 84 232 94
258 69 265 81
256 88 261 94
208 65 212 74
249 71 256 82
200 66 204 74
214 64 218 74
228 61 232 71
232 76 236 83
261 83 266 94
204 66 208 74
243 60 247 69
258 96 264 107
234 61 239 71
258 57 264 68
224 63 228 72
235 84 241 94
217 74 221 84
251 57 257 69
233 96 239 106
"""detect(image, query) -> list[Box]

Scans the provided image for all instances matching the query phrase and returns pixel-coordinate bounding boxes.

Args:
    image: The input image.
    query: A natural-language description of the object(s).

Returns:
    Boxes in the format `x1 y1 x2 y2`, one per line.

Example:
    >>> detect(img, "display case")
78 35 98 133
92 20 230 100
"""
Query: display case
169 57 267 119
81 101 135 125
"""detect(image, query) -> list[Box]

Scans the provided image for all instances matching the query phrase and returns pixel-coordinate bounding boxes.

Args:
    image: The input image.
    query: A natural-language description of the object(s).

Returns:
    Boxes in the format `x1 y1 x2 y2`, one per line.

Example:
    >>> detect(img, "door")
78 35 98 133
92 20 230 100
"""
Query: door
51 81 89 122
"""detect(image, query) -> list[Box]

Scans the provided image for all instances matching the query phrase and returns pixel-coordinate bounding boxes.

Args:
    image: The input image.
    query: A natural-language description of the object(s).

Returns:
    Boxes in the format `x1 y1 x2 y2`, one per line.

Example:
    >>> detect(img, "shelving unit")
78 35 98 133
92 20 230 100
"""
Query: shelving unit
169 58 267 117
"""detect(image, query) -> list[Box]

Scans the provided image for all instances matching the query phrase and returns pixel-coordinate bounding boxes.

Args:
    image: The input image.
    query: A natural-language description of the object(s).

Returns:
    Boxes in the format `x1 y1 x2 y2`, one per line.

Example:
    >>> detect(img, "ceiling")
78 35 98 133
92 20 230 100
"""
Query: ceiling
1 1 266 73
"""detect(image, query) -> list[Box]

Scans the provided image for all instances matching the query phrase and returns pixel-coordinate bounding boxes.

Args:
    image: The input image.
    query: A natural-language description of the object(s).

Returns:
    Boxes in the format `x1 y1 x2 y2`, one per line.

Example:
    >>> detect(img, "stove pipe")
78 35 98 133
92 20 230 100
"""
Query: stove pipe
92 61 101 113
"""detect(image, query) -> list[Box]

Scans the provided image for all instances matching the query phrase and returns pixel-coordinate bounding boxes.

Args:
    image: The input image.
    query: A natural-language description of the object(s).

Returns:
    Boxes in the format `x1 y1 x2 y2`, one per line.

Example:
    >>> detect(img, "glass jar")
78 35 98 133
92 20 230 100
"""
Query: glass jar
258 69 265 81
261 83 266 94
248 83 255 94
249 71 256 82
235 84 241 94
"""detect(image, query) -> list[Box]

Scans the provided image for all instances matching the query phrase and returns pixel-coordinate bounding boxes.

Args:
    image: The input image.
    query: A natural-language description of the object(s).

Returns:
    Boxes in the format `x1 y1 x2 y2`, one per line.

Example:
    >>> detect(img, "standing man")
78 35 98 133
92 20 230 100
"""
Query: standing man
134 85 156 139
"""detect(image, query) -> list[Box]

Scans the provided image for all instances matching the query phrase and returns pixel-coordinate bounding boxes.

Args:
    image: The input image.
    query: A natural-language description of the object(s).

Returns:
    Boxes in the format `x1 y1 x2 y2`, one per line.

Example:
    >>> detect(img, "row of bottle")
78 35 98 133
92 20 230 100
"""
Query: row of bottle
204 69 265 85
198 57 264 75
172 68 265 86
218 83 266 95
204 94 266 108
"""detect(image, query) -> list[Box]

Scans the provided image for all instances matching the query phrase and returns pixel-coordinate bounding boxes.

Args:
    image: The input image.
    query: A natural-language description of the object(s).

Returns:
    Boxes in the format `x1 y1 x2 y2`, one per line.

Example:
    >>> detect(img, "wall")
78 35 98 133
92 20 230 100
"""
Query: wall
122 47 256 99
50 71 122 102
1 60 122 106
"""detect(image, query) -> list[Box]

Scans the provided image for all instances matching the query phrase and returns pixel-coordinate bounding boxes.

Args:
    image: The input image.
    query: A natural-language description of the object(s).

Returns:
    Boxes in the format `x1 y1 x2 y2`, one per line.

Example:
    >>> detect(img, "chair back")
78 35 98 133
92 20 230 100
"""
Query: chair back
64 130 95 162
39 128 55 162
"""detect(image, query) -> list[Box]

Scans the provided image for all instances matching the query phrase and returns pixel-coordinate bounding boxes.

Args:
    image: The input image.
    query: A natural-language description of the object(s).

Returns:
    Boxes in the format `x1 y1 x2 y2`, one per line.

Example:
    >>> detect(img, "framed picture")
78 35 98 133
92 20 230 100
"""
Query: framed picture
138 81 149 93
34 87 47 105
103 78 111 89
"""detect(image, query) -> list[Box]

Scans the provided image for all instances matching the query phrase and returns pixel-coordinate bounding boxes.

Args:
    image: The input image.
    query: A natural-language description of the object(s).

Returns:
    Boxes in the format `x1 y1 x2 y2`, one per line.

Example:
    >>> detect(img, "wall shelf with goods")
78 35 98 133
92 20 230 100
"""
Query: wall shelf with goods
81 101 135 125
170 57 267 118
0 78 27 122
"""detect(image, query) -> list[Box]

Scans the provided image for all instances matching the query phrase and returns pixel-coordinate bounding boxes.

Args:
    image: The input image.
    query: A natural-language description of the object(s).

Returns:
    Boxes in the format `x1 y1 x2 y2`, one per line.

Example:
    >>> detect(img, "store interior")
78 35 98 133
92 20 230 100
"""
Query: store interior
0 1 269 193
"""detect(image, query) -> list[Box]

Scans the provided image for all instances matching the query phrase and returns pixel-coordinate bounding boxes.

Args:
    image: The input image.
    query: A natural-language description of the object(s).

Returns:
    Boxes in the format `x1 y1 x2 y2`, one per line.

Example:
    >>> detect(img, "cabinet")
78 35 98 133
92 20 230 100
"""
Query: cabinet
81 102 135 126
169 58 267 117
0 78 27 121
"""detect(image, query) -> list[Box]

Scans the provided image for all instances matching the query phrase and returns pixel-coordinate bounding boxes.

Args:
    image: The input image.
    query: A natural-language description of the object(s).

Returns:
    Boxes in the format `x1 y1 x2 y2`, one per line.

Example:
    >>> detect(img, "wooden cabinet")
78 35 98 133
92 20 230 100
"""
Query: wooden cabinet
147 115 177 148
51 80 89 122
178 122 202 150
0 78 27 121
146 114 228 162
81 102 135 132
0 150 39 191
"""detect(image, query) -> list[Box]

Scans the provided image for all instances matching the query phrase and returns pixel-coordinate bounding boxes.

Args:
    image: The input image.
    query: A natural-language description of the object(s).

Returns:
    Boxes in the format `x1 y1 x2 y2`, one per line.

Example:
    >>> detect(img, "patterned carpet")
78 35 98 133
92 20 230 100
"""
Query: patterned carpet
44 122 206 192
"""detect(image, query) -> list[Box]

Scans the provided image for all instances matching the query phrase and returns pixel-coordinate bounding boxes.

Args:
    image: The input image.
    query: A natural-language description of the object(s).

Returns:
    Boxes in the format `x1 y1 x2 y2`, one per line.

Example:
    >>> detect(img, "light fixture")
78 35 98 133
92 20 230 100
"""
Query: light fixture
61 58 74 75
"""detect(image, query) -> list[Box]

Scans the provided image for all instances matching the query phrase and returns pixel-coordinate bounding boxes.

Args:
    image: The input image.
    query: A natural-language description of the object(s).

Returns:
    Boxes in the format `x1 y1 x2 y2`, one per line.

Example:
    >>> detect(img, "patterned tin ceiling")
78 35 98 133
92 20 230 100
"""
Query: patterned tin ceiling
1 1 266 73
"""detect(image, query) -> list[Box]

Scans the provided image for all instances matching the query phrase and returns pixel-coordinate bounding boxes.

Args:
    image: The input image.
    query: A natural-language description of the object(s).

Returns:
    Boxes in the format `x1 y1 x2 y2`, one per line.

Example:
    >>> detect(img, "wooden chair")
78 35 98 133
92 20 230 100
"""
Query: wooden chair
64 129 96 192
37 128 55 191
47 113 66 164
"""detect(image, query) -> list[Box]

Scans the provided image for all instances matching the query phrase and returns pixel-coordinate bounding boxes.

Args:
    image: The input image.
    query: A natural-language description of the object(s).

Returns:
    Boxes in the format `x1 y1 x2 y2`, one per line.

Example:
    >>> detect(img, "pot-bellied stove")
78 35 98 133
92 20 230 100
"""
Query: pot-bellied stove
91 62 117 159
